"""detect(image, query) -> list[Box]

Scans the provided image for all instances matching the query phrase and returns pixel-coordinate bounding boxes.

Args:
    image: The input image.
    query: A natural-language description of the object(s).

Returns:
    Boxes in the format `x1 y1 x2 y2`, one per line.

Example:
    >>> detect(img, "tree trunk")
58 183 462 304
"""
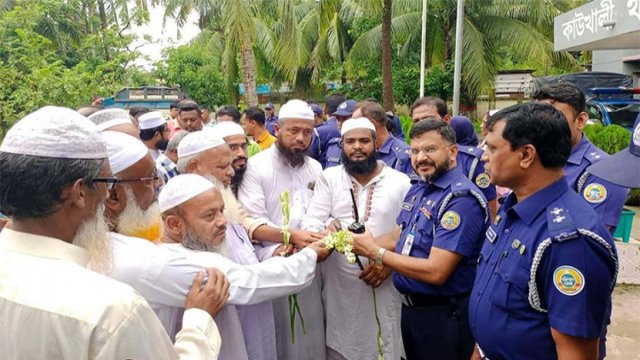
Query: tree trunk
96 0 111 61
381 0 394 111
241 33 258 106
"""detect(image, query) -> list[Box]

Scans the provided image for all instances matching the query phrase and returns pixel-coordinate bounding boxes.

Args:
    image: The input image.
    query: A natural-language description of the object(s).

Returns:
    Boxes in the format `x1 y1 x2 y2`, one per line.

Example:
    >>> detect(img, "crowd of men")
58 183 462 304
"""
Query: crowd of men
0 81 639 360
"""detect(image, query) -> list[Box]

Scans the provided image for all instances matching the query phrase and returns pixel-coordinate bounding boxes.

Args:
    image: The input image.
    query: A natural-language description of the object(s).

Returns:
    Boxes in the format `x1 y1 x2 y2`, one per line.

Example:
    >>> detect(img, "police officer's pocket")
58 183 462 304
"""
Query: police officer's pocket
489 264 531 317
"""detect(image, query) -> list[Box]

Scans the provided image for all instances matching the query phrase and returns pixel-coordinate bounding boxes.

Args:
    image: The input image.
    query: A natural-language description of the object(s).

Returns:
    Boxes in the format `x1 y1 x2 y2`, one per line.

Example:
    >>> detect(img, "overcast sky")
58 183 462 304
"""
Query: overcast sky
128 5 201 69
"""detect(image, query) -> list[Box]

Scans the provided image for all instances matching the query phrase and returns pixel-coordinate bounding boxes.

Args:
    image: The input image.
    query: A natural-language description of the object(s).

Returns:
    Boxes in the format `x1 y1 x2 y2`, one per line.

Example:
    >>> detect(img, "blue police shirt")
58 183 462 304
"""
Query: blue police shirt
375 136 418 179
265 114 279 136
313 117 341 168
565 135 628 232
393 167 489 296
469 178 618 360
456 145 497 202
392 115 405 140
324 138 342 169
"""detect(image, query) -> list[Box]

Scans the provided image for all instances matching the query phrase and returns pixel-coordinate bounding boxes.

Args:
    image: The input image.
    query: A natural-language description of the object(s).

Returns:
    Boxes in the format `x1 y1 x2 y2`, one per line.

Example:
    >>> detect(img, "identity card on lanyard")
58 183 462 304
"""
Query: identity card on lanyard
401 226 416 256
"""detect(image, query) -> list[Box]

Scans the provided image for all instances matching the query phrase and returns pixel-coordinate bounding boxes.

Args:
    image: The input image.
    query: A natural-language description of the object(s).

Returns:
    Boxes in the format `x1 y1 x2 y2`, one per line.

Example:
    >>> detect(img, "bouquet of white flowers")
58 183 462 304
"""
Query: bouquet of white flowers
280 190 305 343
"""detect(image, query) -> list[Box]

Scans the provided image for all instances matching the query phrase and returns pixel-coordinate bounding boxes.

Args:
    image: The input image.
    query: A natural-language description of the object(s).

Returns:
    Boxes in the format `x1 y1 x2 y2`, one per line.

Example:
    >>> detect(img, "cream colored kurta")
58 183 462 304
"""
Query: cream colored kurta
238 146 326 360
301 163 411 360
108 232 318 359
0 228 220 360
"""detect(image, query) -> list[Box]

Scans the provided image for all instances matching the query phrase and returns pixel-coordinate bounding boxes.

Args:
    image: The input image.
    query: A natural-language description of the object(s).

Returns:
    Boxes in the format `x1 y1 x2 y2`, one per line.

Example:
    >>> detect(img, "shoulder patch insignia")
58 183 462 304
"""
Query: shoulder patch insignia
475 173 491 189
553 266 585 296
583 183 607 204
441 210 461 230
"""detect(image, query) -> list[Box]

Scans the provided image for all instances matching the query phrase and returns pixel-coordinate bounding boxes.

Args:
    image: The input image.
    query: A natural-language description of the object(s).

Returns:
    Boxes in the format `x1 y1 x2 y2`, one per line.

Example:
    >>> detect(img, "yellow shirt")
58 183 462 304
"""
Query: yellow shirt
256 130 276 150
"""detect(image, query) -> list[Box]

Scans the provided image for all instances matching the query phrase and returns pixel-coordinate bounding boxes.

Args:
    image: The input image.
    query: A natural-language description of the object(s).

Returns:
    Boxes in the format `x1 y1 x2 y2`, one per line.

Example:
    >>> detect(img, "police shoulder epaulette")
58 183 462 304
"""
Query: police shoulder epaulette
545 201 579 243
458 145 482 158
438 180 489 223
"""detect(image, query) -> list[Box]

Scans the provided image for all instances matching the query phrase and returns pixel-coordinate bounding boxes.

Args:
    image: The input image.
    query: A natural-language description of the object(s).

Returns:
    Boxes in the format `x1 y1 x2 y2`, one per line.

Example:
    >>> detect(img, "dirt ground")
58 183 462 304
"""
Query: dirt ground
607 284 640 359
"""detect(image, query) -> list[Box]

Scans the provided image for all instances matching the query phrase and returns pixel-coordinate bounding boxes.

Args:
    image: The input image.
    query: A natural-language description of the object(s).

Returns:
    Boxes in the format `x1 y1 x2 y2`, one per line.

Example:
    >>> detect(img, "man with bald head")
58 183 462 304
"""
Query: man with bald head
0 106 225 359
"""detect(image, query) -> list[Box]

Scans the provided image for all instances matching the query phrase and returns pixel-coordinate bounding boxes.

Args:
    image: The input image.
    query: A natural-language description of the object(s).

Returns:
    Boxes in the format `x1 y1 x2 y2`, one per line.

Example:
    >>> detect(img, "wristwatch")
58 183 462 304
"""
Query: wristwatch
375 247 386 270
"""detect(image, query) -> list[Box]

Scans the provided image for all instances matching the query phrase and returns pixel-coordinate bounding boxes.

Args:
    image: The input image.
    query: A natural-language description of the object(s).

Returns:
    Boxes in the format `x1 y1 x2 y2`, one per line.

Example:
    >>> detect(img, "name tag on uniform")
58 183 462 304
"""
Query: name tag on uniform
402 202 413 211
486 227 497 243
401 232 415 255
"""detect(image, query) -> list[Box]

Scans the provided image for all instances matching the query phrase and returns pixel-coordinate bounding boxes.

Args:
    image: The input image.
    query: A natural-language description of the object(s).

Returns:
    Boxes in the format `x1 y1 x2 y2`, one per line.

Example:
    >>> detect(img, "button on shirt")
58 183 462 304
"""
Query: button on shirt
0 229 220 360
469 179 618 360
393 167 489 296
565 135 628 232
457 145 497 202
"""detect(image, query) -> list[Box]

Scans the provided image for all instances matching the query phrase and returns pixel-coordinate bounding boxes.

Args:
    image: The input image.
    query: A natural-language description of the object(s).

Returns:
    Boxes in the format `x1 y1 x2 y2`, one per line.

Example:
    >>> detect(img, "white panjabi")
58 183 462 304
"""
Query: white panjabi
101 131 149 174
87 108 132 131
278 99 314 121
177 129 226 158
213 121 245 139
340 117 377 136
138 111 166 130
158 174 216 213
0 106 107 159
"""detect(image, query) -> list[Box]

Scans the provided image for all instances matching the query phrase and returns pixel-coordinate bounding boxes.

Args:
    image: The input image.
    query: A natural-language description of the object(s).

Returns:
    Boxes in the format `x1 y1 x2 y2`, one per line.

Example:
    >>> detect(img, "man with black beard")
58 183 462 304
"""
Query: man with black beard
139 111 170 160
302 118 410 360
238 99 327 360
352 119 490 360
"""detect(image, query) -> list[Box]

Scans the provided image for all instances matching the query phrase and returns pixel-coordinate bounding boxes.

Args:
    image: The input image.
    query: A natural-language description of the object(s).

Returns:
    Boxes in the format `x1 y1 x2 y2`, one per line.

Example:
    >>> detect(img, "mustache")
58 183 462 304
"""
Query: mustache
416 160 435 168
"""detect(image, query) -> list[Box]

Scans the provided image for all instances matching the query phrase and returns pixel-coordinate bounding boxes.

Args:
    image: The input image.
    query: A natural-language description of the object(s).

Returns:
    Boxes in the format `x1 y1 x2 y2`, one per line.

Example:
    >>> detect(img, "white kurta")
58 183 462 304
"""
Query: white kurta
0 229 220 360
108 232 317 358
238 146 326 360
301 163 411 360
225 223 277 360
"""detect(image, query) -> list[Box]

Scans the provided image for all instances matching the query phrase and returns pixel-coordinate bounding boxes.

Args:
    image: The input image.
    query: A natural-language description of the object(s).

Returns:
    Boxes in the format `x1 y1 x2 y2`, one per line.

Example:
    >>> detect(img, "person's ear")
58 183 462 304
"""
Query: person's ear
274 123 281 136
164 214 184 239
443 114 452 123
104 185 126 214
66 178 89 209
519 144 536 169
575 111 589 131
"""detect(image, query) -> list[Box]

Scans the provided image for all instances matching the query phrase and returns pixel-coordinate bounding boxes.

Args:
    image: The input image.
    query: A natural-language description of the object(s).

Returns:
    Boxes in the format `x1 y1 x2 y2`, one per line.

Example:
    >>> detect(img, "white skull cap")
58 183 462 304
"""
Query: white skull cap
278 99 314 121
178 128 226 158
101 131 150 174
138 111 167 130
213 121 245 139
158 173 218 213
341 117 376 136
87 108 132 131
0 106 107 159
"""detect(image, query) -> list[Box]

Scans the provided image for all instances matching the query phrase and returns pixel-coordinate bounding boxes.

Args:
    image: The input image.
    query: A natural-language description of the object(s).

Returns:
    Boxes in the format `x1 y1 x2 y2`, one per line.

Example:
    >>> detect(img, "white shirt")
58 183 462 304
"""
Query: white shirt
108 232 317 356
302 163 411 360
225 224 277 360
238 146 326 360
0 228 220 360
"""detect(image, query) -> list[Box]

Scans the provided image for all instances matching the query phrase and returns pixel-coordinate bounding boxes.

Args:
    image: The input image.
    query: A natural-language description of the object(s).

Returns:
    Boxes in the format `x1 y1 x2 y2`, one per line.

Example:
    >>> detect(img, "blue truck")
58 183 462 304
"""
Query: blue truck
533 72 639 131
101 86 187 110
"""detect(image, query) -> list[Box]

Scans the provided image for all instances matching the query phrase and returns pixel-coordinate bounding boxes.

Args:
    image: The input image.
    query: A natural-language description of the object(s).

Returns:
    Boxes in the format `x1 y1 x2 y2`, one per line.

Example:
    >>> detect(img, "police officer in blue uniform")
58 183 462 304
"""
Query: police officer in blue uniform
324 100 357 168
533 83 628 234
309 94 346 167
356 101 416 178
470 103 618 360
352 119 489 360
411 96 498 219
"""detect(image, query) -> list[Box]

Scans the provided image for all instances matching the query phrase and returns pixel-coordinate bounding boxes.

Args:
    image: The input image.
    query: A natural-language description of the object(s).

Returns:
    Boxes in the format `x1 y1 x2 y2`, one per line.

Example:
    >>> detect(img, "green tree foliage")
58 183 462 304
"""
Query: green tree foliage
0 0 154 138
156 44 226 108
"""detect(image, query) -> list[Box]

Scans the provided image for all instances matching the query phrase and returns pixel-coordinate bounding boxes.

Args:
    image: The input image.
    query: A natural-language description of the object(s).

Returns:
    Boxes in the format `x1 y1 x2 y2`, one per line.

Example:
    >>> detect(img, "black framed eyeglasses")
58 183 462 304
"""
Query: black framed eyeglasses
91 177 118 190
91 172 160 190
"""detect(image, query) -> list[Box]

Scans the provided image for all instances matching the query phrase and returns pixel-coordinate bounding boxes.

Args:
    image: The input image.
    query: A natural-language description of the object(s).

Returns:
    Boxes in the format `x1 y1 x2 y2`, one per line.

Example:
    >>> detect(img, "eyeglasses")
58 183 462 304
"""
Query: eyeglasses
91 172 160 190
409 145 451 156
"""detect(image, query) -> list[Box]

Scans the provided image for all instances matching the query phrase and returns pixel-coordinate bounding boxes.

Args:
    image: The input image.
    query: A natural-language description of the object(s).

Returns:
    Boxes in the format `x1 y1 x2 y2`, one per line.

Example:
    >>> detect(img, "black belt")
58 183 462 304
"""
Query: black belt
401 292 470 307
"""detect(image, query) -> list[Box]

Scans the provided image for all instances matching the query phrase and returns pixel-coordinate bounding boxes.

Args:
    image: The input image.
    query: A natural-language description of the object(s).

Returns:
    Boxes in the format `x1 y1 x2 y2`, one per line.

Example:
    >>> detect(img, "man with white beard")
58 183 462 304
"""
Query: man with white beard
176 129 278 360
159 174 330 359
302 118 411 360
0 106 226 359
238 99 327 360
